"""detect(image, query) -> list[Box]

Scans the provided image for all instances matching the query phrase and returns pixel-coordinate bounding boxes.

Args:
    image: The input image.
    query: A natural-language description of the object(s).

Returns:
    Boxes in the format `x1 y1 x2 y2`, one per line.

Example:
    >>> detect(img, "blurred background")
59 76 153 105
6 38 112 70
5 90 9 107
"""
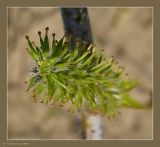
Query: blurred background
8 7 152 139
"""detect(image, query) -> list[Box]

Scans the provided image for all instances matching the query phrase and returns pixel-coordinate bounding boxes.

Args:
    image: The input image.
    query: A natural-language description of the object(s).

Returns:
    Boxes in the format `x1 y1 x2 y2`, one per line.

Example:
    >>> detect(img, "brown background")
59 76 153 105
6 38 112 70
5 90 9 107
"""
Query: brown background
8 7 152 139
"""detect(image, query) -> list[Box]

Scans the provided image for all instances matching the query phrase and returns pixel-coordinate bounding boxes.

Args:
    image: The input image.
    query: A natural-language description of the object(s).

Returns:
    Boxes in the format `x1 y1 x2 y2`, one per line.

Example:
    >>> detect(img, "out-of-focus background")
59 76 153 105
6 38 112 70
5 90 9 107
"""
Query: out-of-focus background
8 7 152 139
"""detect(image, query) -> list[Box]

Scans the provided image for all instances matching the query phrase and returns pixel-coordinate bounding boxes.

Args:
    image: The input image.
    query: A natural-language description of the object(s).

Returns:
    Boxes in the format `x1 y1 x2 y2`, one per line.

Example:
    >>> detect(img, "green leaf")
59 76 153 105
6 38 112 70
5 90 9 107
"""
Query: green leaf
120 80 138 91
51 74 67 90
35 82 45 97
51 36 64 58
38 31 44 51
81 86 96 107
100 95 119 116
119 94 145 109
26 48 38 61
74 50 90 63
27 75 41 92
78 53 95 69
34 45 43 61
47 75 55 98
74 90 83 108
91 62 104 71
43 27 49 56
94 63 112 74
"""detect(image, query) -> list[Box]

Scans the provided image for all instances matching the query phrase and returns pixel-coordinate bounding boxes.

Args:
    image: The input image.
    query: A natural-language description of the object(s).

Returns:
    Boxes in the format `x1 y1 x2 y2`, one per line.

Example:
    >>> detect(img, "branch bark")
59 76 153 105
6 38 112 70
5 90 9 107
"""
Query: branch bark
61 8 93 49
61 8 103 139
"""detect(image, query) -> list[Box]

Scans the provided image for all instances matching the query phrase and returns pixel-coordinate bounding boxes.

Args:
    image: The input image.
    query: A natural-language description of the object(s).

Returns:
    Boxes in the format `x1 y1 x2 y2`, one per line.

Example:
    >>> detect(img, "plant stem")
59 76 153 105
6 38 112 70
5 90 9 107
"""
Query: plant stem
81 111 103 139
61 8 103 139
61 8 93 49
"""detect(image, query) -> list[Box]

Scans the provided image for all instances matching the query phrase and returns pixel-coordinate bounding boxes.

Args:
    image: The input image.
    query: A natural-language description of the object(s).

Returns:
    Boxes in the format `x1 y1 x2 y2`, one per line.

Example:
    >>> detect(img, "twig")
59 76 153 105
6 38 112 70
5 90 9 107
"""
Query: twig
61 8 103 139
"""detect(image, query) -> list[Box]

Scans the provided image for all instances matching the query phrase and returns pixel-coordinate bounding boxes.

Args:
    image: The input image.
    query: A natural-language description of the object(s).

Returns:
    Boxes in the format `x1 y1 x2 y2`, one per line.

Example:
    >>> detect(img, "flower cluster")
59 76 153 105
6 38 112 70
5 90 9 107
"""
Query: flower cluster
25 27 144 117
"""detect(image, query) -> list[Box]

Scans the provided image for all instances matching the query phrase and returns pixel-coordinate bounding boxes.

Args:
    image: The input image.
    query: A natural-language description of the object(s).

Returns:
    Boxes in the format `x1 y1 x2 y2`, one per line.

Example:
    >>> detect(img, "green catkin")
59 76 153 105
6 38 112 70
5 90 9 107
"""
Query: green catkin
25 27 145 117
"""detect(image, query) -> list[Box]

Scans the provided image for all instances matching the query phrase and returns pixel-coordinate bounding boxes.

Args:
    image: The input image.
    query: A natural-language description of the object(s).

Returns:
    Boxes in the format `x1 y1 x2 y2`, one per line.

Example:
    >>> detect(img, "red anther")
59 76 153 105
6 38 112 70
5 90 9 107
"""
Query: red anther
40 100 44 103
125 73 129 76
45 27 49 31
24 81 28 84
38 31 41 35
121 66 125 70
115 61 118 64
118 65 122 68
25 36 29 39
